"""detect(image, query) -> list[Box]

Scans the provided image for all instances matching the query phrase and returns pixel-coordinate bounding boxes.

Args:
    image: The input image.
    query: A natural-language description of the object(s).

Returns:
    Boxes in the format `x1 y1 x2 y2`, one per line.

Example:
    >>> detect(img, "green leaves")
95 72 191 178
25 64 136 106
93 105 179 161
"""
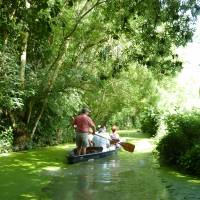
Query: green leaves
0 0 199 148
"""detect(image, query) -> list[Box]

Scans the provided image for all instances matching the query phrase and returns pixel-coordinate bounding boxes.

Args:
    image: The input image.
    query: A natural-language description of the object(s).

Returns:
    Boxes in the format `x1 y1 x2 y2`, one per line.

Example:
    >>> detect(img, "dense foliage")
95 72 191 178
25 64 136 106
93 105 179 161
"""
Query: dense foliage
140 107 160 137
0 0 200 152
156 110 200 176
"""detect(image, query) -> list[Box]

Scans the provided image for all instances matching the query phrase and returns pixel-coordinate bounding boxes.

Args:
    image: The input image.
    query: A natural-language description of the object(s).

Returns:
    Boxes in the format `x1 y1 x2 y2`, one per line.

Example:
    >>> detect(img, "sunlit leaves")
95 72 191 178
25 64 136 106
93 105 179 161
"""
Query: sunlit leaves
0 0 200 147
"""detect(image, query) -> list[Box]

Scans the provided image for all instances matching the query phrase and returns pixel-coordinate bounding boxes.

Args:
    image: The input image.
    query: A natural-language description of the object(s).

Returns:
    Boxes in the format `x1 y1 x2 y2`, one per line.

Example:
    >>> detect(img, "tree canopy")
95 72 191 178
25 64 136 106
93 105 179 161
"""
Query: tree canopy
0 0 199 151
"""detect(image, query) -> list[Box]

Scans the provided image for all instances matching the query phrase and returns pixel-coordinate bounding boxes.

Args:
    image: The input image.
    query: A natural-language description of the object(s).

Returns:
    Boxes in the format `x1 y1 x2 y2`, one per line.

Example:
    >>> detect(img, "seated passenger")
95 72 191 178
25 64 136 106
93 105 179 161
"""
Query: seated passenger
92 129 110 152
88 131 94 147
110 125 120 147
98 124 107 134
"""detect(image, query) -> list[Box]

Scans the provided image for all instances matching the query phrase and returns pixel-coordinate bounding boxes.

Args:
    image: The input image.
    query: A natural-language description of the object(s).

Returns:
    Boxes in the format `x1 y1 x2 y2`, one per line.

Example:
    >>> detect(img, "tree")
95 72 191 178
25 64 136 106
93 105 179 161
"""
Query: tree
0 0 199 149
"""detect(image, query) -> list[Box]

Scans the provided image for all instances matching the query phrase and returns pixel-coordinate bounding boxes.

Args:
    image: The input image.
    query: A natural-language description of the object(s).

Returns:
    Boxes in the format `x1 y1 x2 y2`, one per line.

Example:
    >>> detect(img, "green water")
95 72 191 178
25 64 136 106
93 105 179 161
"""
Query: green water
40 132 200 200
0 131 199 200
158 167 200 200
41 153 167 200
40 152 200 200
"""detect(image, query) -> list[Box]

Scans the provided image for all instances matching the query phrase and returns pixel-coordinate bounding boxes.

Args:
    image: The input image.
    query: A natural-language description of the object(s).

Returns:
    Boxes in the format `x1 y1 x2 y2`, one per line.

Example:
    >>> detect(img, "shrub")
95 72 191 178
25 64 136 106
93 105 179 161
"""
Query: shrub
156 110 200 176
140 108 160 137
179 111 200 141
179 145 200 176
156 133 189 165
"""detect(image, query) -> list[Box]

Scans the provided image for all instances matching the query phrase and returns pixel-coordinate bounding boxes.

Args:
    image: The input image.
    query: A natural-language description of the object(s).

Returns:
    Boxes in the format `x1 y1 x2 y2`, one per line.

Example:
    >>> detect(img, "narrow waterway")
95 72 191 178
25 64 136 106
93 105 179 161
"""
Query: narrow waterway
40 132 200 200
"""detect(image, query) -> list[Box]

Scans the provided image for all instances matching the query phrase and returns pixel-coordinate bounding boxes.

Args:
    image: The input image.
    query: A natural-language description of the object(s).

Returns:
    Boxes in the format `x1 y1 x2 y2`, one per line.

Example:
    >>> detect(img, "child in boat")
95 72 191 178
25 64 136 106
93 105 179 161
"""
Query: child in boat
110 125 120 147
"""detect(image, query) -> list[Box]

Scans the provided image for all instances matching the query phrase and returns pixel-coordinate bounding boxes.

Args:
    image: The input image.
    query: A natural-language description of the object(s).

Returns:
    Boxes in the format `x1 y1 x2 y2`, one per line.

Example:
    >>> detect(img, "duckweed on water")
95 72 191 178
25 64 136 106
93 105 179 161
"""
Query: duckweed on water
0 131 199 200
0 144 74 200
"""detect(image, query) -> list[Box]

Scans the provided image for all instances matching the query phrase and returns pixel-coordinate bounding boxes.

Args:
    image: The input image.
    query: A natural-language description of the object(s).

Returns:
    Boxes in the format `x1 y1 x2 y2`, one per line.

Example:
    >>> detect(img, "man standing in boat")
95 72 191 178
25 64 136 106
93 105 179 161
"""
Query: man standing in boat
73 107 96 155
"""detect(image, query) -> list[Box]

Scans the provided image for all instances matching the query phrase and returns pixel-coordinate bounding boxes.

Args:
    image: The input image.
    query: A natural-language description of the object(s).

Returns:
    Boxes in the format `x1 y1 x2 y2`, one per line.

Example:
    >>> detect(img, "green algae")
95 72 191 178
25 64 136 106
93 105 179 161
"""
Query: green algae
0 144 74 200
0 131 199 200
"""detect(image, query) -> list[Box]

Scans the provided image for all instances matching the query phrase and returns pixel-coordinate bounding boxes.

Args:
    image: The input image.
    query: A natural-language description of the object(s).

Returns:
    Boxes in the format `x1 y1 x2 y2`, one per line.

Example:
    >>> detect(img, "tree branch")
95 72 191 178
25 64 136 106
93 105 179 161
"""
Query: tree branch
31 0 106 138
49 0 105 71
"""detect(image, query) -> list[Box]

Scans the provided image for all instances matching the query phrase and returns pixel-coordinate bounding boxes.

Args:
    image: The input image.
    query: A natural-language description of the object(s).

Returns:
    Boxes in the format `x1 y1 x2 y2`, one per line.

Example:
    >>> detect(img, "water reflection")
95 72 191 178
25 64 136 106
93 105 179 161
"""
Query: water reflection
41 152 169 200
73 174 93 200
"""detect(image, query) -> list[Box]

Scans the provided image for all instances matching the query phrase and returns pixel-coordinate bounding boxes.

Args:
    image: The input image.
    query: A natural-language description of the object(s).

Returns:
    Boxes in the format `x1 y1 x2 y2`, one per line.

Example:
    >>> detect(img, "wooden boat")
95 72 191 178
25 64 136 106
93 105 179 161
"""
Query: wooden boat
67 146 118 164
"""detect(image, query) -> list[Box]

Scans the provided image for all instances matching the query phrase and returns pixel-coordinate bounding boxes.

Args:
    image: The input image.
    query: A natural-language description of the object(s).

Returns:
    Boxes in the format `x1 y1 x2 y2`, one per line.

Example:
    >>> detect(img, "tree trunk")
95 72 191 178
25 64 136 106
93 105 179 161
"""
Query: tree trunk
31 98 47 139
27 100 33 125
20 32 29 88
3 31 8 46
8 111 16 128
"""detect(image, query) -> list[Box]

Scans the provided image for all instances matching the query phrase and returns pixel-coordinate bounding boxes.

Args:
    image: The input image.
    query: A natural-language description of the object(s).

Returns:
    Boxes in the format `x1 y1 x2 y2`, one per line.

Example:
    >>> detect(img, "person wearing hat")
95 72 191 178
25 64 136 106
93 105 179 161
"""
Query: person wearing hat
73 107 96 155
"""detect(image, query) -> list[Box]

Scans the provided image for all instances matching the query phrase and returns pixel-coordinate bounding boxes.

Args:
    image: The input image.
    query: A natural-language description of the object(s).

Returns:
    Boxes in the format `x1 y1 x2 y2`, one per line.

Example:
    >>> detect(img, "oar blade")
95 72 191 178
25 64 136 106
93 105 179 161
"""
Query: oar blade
120 142 135 153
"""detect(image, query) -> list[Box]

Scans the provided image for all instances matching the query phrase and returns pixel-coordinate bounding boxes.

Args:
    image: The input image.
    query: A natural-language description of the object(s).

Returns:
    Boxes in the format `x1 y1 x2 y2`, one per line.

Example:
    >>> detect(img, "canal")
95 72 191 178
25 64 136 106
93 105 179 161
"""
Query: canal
40 131 200 200
0 131 199 199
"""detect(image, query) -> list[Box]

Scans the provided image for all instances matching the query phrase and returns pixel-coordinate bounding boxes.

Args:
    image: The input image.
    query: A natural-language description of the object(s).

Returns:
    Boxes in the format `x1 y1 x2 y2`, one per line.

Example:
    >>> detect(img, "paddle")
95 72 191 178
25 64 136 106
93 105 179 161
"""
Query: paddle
94 133 135 153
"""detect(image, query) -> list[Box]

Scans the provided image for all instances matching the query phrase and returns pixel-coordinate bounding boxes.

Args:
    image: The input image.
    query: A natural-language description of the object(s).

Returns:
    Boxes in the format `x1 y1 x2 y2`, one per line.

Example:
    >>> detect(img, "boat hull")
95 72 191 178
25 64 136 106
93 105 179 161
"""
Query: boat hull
67 147 118 164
